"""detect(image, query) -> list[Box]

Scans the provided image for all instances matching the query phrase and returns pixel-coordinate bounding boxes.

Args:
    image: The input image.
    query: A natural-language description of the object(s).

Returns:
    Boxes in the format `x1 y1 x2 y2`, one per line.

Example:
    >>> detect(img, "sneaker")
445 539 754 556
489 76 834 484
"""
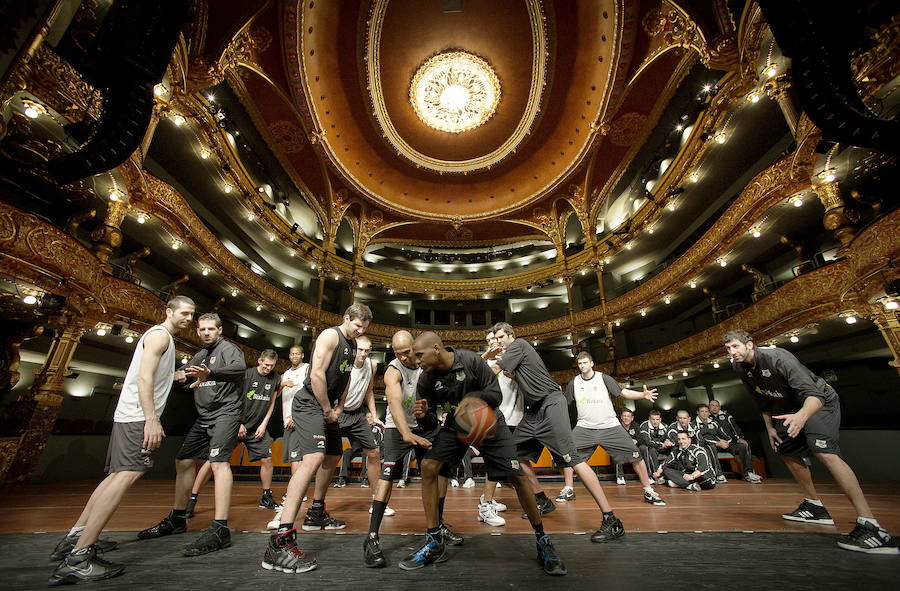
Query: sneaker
555 487 576 503
590 514 625 543
480 494 507 512
716 475 727 483
183 523 231 556
782 500 834 525
137 511 186 539
687 483 702 492
302 509 347 531
643 490 666 506
369 504 396 516
259 490 282 510
462 478 476 488
616 476 626 486
48 545 125 586
261 530 317 573
656 477 666 486
744 472 763 484
478 502 507 527
50 533 119 561
666 479 678 488
397 479 406 488
333 477 347 488
361 480 370 488
266 507 283 531
836 522 900 555
521 496 557 519
440 523 464 546
363 532 386 567
450 479 459 487
185 496 197 519
535 535 567 576
398 533 446 570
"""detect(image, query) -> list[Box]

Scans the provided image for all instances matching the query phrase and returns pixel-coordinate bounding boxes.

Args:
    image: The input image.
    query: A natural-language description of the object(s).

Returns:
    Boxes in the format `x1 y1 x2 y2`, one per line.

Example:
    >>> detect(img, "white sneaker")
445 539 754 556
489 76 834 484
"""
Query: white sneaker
267 507 283 530
451 479 459 487
744 472 763 484
616 477 626 486
555 486 575 502
716 475 727 483
369 504 396 516
397 479 406 488
462 478 476 488
479 495 507 512
656 477 666 486
667 480 678 488
688 483 702 492
478 502 506 527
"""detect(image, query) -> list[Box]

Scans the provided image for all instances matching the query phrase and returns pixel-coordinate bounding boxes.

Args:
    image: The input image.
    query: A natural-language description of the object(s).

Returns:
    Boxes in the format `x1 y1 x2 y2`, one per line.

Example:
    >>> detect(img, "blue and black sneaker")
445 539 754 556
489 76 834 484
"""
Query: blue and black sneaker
536 535 567 576
398 532 446 570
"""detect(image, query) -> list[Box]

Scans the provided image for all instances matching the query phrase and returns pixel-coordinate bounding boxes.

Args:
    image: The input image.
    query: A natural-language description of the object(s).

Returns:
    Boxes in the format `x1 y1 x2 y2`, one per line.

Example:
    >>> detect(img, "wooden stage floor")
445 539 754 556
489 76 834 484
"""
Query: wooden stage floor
1 478 898 536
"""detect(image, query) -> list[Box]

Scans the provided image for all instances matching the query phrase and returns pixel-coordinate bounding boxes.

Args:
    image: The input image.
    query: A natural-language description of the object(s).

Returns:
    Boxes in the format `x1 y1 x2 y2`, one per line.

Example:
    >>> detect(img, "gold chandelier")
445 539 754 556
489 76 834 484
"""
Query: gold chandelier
409 51 501 134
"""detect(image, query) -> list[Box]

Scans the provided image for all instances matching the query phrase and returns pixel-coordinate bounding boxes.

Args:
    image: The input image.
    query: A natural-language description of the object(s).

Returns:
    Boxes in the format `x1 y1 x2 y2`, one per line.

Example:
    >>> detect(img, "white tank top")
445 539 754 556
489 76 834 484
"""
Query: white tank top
281 364 308 421
344 358 374 411
114 325 176 423
573 372 620 429
385 359 420 429
489 359 523 426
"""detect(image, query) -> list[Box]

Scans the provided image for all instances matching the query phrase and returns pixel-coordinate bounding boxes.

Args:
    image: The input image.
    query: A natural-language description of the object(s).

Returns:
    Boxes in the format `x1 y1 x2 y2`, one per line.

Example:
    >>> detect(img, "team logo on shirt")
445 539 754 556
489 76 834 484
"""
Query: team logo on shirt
815 439 827 448
211 448 220 457
562 454 572 463
291 451 298 458
762 369 772 377
265 384 271 390
632 451 640 459
434 382 444 390
511 460 519 469
210 356 216 364
455 370 466 382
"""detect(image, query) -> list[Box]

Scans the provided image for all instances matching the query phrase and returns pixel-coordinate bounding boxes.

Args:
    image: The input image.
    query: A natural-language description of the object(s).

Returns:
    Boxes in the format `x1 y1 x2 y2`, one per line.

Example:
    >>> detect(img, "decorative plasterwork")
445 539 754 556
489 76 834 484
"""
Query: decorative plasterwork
364 0 547 173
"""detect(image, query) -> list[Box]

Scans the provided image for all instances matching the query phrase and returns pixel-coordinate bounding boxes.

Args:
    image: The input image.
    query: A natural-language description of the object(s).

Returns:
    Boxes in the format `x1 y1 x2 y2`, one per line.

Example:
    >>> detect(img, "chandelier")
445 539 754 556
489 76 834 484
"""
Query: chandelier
409 51 501 134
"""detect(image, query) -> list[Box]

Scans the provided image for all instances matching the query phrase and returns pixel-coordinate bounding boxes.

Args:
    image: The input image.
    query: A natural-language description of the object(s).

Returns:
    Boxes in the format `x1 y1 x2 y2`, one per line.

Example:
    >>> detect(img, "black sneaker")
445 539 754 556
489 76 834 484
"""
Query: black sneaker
302 509 347 531
535 535 567 576
591 514 625 543
185 497 197 519
48 545 125 586
183 523 231 557
836 522 900 555
398 533 446 570
333 477 347 488
781 500 834 525
137 511 187 539
440 523 464 547
521 496 557 519
50 533 119 561
261 530 317 573
363 532 386 568
643 490 666 506
259 490 281 510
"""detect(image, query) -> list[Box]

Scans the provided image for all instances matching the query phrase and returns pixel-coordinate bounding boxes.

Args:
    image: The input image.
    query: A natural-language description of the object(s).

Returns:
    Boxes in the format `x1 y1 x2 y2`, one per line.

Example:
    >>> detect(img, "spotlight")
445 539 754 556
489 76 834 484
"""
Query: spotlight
713 362 720 369
125 335 135 344
845 315 857 324
23 295 38 305
790 335 799 343
96 328 107 336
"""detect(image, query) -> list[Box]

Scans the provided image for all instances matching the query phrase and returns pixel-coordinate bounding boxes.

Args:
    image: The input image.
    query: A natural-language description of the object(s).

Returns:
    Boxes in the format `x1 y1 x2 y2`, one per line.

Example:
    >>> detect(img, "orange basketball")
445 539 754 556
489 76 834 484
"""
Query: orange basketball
455 397 497 446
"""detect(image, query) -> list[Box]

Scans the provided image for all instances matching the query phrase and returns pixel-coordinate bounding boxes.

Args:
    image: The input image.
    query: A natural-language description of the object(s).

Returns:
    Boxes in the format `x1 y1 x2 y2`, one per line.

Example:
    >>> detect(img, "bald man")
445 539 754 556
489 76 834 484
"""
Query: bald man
363 331 455 568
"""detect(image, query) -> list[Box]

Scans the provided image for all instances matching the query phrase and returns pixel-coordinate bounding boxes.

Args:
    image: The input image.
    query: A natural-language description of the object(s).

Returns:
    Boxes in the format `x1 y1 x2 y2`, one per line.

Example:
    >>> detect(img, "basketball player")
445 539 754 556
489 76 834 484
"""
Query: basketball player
653 431 716 490
400 332 567 575
48 296 195 586
638 409 673 484
281 345 309 472
491 323 627 544
558 352 665 506
724 329 897 554
693 403 762 483
185 350 282 517
261 303 372 574
363 330 457 568
138 312 246 557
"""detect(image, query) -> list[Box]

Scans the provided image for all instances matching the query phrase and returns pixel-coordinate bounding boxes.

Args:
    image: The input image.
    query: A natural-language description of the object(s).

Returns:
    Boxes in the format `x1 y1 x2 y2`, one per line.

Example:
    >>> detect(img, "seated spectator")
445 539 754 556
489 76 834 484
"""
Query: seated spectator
708 399 748 446
666 409 698 444
694 404 762 484
638 410 673 484
653 431 716 491
614 409 639 485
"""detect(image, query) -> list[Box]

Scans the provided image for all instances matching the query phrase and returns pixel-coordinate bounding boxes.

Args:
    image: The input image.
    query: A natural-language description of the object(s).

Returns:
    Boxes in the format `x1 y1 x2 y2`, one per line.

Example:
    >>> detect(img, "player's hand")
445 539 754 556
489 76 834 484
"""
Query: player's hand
632 439 639 445
174 369 186 382
502 370 516 379
766 426 783 449
642 385 658 401
143 417 165 450
663 439 674 448
716 440 729 449
284 417 294 429
184 363 211 382
332 405 343 421
404 432 433 449
774 413 808 438
324 408 338 423
482 346 502 361
684 473 695 482
372 417 385 429
652 469 662 479
738 438 748 446
254 424 267 440
413 399 428 419
454 396 482 418
472 447 481 456
238 424 247 440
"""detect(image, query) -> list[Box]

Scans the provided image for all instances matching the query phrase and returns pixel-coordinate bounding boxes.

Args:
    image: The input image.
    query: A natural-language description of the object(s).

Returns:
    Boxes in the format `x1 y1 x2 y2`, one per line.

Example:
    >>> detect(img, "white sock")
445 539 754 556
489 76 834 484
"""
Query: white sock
643 486 654 494
857 516 881 528
68 526 85 537
804 498 823 506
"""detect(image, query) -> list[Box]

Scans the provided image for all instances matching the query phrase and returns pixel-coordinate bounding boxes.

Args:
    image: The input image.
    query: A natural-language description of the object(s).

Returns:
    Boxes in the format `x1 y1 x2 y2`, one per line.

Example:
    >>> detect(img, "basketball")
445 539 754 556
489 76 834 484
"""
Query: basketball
455 396 497 446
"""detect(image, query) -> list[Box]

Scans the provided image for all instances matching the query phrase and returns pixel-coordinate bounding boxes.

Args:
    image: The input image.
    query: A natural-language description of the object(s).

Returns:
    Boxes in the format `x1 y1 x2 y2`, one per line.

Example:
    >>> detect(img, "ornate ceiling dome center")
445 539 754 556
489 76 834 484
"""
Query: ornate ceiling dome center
409 51 501 134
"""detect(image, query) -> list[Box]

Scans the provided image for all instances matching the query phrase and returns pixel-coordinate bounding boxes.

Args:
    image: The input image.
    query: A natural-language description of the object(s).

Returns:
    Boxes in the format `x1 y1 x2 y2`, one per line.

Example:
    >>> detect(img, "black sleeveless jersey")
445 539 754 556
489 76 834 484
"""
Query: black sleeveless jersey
294 326 357 410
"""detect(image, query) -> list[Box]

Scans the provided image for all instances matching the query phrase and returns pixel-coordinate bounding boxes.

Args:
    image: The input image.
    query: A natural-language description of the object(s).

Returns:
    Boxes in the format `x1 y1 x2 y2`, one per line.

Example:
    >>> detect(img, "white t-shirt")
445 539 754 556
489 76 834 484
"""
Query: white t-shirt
344 358 374 411
114 325 176 423
569 372 622 430
281 364 308 422
488 359 523 426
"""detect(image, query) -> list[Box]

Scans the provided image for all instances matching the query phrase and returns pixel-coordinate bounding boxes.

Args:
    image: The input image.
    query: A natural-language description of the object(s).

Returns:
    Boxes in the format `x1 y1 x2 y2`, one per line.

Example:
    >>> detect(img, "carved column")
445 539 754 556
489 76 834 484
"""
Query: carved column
90 199 128 263
871 309 900 373
0 316 88 483
815 181 859 253
763 75 799 137
564 279 576 349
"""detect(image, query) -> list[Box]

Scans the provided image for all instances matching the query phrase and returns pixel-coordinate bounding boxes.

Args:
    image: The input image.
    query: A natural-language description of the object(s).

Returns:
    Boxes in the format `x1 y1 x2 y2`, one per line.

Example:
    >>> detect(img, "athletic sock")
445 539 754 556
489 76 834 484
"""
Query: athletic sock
369 500 387 534
68 526 85 537
643 486 654 494
804 498 824 506
602 511 615 520
172 509 187 523
427 526 443 543
311 499 325 512
532 523 545 540
212 519 227 529
858 516 881 528
535 491 549 503
438 497 446 523
190 493 199 501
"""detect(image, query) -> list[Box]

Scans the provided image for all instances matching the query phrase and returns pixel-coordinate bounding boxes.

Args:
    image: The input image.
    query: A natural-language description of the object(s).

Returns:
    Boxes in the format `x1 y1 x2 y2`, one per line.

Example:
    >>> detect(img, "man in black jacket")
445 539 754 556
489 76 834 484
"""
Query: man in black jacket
725 329 897 555
638 410 673 484
653 432 716 490
694 404 761 484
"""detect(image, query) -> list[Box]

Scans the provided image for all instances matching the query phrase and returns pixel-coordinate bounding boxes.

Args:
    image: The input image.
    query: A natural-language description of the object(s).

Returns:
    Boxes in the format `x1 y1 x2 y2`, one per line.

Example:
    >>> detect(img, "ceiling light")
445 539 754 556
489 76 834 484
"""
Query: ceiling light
689 172 699 183
410 51 500 133
884 299 899 310
614 320 621 326
231 289 238 297
171 240 181 250
248 213 255 221
666 202 676 211
269 236 275 242
199 149 210 160
201 268 209 276
702 84 712 92
255 305 262 311
817 168 837 183
96 328 107 336
844 315 857 324
765 63 778 77
223 184 233 193
358 282 365 288
206 93 215 102
714 131 727 144
334 274 340 280
388 289 394 295
153 84 166 97
135 213 146 224
681 370 688 377
289 251 295 257
648 227 654 234
625 243 633 250
790 335 800 343
752 228 761 238
667 374 673 380
664 296 671 305
123 335 135 344
580 269 587 276
713 361 720 369
675 123 684 131
719 258 728 267
590 328 596 334
747 91 761 103
279 316 285 323
23 294 38 305
557 277 564 283
640 309 647 317
689 280 697 288
181 358 188 365
791 197 803 207
170 114 185 126
22 100 47 119
107 188 125 202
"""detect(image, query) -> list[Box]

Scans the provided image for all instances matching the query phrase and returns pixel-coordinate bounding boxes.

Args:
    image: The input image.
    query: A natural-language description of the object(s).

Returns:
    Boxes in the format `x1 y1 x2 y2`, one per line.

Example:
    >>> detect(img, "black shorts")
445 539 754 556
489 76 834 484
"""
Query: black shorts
105 421 152 473
380 426 451 481
572 425 642 464
291 400 343 457
338 408 377 450
177 415 241 463
773 401 841 457
282 425 302 463
514 392 583 468
242 431 273 462
424 412 522 482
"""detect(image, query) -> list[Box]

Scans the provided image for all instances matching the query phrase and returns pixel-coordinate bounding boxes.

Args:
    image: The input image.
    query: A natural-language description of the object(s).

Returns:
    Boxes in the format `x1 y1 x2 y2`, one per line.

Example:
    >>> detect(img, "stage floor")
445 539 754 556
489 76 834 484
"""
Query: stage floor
2 479 898 590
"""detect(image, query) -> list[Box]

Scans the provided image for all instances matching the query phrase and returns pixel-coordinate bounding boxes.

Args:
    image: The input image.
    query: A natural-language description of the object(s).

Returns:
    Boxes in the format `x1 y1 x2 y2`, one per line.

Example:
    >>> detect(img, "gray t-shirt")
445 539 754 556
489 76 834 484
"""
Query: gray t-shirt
496 338 560 405
187 338 246 422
